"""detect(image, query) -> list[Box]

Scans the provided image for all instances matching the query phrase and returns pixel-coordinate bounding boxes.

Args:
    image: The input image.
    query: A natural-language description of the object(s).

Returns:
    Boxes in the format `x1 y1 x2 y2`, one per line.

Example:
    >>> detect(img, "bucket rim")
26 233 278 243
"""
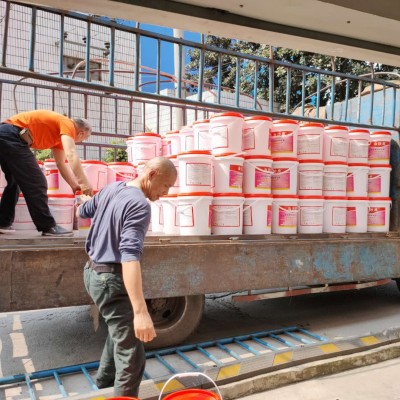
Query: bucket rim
272 194 299 199
243 155 272 160
210 111 244 119
348 163 369 167
48 194 76 198
298 195 324 199
244 115 272 122
349 128 370 134
108 162 134 166
347 197 369 200
192 119 210 124
324 161 348 166
370 131 392 135
272 157 298 162
368 197 392 201
81 160 108 165
244 194 273 198
272 119 298 125
324 196 348 200
213 193 245 197
299 122 324 128
177 150 212 156
177 192 213 196
324 125 349 131
368 164 392 168
298 159 324 163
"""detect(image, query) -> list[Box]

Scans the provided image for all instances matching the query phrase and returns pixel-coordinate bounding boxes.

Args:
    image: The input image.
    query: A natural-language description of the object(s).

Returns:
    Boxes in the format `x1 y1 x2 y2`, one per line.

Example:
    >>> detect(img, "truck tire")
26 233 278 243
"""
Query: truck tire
145 295 205 349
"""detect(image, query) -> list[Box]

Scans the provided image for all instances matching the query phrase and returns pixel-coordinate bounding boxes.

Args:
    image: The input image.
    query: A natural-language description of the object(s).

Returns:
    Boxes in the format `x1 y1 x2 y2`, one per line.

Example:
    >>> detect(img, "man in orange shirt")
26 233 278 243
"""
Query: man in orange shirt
0 110 93 236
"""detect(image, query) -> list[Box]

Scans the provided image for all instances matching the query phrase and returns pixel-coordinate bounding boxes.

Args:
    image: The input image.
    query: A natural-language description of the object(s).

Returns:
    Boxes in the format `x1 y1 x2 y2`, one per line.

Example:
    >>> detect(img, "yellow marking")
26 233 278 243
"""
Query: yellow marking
361 336 380 345
217 364 241 380
89 397 106 400
156 379 184 392
273 351 293 365
319 343 340 353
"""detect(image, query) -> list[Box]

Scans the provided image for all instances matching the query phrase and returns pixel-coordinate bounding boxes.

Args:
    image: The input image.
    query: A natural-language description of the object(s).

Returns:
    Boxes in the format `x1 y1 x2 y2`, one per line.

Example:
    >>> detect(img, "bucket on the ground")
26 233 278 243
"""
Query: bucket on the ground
180 125 195 152
107 162 136 184
367 197 391 232
348 129 370 164
270 119 298 159
346 163 369 198
13 194 36 230
243 155 273 194
48 194 75 231
297 160 324 196
211 193 245 235
323 162 348 197
346 197 368 233
81 160 108 190
297 122 324 161
159 194 179 235
213 153 244 193
193 119 211 151
177 192 213 235
323 125 349 162
272 194 299 234
323 196 347 233
368 131 391 164
243 194 272 234
298 196 324 234
243 115 272 156
272 158 299 195
367 164 391 197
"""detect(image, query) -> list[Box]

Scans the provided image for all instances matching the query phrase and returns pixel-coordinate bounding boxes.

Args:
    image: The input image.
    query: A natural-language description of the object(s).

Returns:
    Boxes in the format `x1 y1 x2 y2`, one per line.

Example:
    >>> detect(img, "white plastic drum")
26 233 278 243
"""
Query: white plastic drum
323 125 349 162
346 163 369 198
243 194 272 234
213 153 244 194
272 158 299 195
346 197 368 233
107 162 136 184
167 155 180 195
129 132 162 164
297 122 324 161
323 162 348 197
298 196 324 234
243 155 273 194
48 194 75 231
81 160 108 190
159 194 179 235
242 116 272 156
272 195 299 234
367 164 391 197
150 200 163 233
367 197 391 232
44 158 73 194
177 192 213 235
13 195 36 230
211 193 245 235
270 119 299 159
209 112 244 156
177 150 212 193
297 160 324 196
348 129 370 164
193 119 211 151
180 126 195 152
369 131 391 164
323 196 347 233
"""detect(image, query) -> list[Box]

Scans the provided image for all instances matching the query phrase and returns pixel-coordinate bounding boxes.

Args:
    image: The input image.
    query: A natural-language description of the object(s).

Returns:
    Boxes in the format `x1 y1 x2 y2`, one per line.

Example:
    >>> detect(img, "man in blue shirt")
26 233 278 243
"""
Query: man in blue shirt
78 156 177 397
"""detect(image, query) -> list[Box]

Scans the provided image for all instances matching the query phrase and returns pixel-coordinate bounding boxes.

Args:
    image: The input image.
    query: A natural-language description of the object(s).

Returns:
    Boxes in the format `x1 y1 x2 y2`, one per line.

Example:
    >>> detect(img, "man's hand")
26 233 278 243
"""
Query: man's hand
134 311 157 343
80 183 93 196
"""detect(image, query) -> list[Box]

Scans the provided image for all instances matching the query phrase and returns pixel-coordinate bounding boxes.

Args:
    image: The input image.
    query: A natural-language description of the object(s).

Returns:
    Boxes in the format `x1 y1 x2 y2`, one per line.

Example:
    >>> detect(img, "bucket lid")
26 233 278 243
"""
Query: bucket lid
272 157 298 162
273 194 299 199
108 162 134 166
167 155 177 159
298 159 324 163
244 115 272 122
369 164 392 168
324 125 348 131
213 193 245 197
162 389 220 400
324 196 348 200
210 112 244 119
180 125 193 132
272 119 298 125
299 122 324 128
324 161 348 166
370 130 392 135
243 155 272 160
299 196 324 199
132 132 161 138
178 150 212 156
214 152 244 158
37 160 44 165
48 194 75 198
349 128 370 134
347 196 369 200
177 192 213 196
244 194 273 198
160 194 178 198
348 163 369 167
192 119 210 124
44 158 56 162
166 130 180 135
81 160 107 165
368 197 392 201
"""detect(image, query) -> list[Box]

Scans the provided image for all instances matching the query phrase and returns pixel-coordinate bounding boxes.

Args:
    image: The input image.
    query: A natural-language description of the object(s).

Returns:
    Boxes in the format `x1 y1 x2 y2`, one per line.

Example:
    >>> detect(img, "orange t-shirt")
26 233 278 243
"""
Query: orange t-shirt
6 110 77 150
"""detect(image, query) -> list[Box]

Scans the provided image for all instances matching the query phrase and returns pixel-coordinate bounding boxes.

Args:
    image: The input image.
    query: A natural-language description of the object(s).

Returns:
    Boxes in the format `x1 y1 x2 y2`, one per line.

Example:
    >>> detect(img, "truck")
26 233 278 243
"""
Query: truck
1 0 400 350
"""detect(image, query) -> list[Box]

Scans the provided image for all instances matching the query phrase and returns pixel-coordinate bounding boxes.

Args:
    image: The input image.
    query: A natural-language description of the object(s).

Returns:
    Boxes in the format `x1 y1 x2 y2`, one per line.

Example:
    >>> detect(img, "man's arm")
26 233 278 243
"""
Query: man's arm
122 261 156 343
52 148 80 193
60 135 93 195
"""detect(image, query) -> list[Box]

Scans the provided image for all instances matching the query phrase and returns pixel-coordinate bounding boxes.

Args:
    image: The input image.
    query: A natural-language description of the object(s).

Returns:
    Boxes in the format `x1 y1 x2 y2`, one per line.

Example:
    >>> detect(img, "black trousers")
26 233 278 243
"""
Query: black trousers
0 124 56 231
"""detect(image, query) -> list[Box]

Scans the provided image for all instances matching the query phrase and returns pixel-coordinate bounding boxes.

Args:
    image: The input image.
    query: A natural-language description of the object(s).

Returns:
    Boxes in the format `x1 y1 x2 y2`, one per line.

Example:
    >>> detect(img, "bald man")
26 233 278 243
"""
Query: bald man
78 156 177 398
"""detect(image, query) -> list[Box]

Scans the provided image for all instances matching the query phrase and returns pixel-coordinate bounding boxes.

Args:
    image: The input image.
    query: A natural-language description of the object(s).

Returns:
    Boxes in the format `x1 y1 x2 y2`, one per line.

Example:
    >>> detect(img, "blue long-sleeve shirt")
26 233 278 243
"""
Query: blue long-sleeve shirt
79 182 151 263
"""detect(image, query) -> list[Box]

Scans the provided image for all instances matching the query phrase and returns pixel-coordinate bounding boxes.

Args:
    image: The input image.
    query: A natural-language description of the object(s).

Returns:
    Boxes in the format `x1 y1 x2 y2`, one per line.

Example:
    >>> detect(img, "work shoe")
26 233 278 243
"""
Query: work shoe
0 225 16 233
42 224 73 237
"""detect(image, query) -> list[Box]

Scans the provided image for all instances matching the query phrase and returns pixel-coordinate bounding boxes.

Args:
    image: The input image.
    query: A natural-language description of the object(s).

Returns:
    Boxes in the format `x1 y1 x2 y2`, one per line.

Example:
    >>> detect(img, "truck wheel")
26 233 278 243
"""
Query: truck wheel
145 295 205 350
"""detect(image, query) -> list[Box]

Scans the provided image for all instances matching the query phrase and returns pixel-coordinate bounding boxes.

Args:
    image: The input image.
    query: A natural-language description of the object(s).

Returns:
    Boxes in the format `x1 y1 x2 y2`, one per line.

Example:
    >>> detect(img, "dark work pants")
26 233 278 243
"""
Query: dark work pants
83 263 146 397
0 124 56 231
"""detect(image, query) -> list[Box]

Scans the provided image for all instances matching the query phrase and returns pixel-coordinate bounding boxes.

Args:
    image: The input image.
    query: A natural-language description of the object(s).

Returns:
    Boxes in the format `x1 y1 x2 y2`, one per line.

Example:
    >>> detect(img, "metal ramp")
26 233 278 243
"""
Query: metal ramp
0 326 327 399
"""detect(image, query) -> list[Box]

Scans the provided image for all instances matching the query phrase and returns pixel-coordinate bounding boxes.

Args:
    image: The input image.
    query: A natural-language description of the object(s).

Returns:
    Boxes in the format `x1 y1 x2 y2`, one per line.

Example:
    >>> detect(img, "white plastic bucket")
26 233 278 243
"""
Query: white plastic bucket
272 194 299 234
346 163 369 198
44 159 73 195
48 194 75 231
213 153 244 193
369 131 392 164
159 194 179 235
107 162 136 184
243 194 272 234
298 160 324 196
323 196 347 233
243 116 272 156
193 119 211 151
177 150 212 193
272 158 299 195
346 197 368 233
180 126 195 152
81 160 108 190
368 164 391 197
13 195 36 230
348 129 370 164
298 196 324 234
167 155 180 195
270 119 298 159
323 162 348 196
323 125 349 162
367 197 391 232
177 192 213 235
164 130 181 156
209 112 244 156
211 193 245 235
297 122 324 161
129 132 162 164
150 200 163 233
243 155 273 194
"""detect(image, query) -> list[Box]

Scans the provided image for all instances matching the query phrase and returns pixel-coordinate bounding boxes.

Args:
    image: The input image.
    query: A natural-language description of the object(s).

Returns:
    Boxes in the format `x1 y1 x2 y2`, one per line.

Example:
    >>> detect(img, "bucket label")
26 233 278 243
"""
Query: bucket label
329 137 348 157
255 166 273 189
369 141 390 160
349 139 369 159
186 163 211 186
331 206 347 226
211 125 229 149
243 206 253 226
298 134 321 155
368 207 386 226
177 204 194 227
368 174 382 193
229 165 243 188
278 206 297 227
46 170 59 190
270 131 294 154
197 130 211 150
300 206 323 226
267 205 272 227
346 207 357 226
299 170 323 191
323 173 346 193
212 205 241 227
243 128 255 150
272 168 291 190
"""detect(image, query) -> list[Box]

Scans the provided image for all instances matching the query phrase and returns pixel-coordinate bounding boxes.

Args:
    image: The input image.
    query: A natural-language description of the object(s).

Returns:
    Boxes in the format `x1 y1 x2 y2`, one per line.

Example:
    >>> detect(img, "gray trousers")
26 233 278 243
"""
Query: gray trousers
83 263 146 397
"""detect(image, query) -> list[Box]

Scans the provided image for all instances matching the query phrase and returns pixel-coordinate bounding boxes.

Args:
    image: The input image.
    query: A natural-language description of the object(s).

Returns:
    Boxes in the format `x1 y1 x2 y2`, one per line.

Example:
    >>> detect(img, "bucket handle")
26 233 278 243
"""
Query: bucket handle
158 372 223 400
273 163 298 175
243 160 273 174
243 198 269 211
278 206 299 212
